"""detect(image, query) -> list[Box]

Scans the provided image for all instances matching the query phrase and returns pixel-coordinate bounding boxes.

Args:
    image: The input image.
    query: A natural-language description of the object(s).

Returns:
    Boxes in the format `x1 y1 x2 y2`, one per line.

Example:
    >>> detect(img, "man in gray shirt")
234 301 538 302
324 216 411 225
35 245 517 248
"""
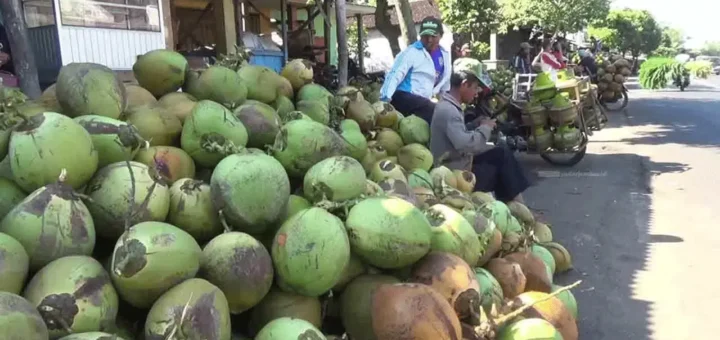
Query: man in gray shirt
430 58 530 203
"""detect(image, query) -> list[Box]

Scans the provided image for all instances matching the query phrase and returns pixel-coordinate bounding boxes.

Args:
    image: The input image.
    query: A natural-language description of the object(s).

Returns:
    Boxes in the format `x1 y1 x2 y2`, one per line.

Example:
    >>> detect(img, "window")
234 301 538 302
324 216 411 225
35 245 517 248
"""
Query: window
23 0 56 28
245 13 261 34
58 0 161 32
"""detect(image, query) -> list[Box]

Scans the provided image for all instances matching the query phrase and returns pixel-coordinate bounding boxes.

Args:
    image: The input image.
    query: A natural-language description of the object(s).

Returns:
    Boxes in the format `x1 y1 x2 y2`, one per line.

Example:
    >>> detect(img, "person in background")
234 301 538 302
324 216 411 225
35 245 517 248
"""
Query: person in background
532 39 563 77
430 58 530 204
0 23 14 73
380 16 452 124
510 42 532 74
460 43 472 57
552 40 567 69
578 48 598 81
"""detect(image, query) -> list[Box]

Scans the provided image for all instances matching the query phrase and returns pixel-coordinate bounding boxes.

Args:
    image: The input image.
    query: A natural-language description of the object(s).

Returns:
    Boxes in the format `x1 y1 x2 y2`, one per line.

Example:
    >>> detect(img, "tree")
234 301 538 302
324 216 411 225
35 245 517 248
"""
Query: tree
336 0 349 86
701 42 720 56
498 0 610 34
437 0 500 37
652 26 685 57
347 23 370 63
394 0 417 48
589 9 663 59
0 0 41 98
373 0 402 56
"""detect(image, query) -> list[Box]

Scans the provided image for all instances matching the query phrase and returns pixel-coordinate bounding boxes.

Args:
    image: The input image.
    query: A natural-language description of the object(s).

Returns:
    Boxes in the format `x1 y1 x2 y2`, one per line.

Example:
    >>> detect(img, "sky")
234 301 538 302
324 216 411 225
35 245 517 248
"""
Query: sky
611 0 719 49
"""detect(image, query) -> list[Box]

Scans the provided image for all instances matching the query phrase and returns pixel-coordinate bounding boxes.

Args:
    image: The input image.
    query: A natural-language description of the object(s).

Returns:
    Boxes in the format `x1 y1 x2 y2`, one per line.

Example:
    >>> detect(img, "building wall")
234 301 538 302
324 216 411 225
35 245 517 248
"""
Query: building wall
363 23 453 74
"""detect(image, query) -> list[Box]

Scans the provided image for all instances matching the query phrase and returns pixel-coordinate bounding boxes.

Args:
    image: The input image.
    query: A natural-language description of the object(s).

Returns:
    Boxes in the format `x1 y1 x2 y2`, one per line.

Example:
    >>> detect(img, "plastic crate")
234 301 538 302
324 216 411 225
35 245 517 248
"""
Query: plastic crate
249 50 285 73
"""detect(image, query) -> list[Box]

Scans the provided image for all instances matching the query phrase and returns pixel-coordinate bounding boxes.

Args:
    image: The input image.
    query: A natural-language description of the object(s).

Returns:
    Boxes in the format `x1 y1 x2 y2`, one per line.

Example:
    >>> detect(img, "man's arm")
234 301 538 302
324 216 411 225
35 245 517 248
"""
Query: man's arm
444 112 494 154
380 48 415 101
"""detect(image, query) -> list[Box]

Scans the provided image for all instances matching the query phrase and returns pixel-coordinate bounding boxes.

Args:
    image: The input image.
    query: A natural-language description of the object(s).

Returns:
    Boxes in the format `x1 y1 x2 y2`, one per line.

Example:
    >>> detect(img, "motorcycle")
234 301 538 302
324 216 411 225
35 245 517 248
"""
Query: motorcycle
466 70 588 167
672 64 691 91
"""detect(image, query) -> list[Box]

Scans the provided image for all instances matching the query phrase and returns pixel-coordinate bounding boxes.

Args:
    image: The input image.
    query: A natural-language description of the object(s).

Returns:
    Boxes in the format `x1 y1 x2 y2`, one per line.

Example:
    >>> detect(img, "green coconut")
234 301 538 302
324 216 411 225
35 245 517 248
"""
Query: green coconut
200 232 273 314
233 101 282 148
0 156 12 181
462 209 496 250
551 284 578 319
123 105 182 147
0 292 49 339
346 97 377 132
498 318 563 340
255 317 326 340
377 178 418 207
0 232 29 294
297 83 333 104
397 143 433 171
333 86 362 109
279 111 313 124
398 115 430 145
188 65 248 108
340 119 368 160
373 101 402 129
210 152 290 234
270 119 348 178
144 278 231 340
85 161 170 239
340 274 400 340
296 99 330 126
55 63 126 119
168 178 222 243
38 84 63 114
134 146 196 184
364 179 384 196
125 84 157 111
345 197 432 268
474 267 504 313
0 178 95 271
273 95 295 118
57 332 127 340
157 92 197 123
532 244 557 274
425 204 482 265
9 112 98 192
332 254 367 291
237 65 283 104
74 115 144 168
374 128 404 156
0 177 26 220
533 222 553 243
283 195 312 222
507 201 535 226
248 288 322 336
23 256 118 338
361 142 388 173
303 156 367 203
111 221 202 309
183 70 201 94
430 166 458 189
272 207 350 296
369 159 407 183
478 201 523 236
133 49 188 97
181 100 249 167
281 59 314 91
407 169 434 190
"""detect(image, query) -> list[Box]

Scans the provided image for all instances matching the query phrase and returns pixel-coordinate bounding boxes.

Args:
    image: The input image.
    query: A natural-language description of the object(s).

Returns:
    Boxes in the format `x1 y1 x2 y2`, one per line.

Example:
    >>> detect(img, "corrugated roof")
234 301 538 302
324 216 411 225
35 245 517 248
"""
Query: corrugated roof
347 0 442 29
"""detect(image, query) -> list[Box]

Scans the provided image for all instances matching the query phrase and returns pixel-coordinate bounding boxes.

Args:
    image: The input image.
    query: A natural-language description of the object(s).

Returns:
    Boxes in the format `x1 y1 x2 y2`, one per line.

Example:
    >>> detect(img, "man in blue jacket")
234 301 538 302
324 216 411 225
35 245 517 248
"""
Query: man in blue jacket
379 17 452 124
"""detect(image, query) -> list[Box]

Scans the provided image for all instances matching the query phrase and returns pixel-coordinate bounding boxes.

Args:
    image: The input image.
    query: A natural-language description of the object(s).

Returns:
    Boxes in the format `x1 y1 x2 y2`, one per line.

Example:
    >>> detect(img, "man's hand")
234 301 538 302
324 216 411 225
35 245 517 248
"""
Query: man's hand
0 52 9 67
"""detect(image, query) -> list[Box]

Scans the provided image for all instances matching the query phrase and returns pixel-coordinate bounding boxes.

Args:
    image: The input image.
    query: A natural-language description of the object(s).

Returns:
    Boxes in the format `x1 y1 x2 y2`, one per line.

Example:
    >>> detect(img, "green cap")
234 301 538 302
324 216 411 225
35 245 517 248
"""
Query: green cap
453 58 484 79
419 17 443 36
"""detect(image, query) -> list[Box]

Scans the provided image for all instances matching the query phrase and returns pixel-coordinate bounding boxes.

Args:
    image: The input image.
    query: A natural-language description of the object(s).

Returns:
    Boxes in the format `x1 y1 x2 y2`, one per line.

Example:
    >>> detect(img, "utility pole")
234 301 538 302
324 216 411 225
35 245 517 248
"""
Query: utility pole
336 0 348 86
0 0 41 98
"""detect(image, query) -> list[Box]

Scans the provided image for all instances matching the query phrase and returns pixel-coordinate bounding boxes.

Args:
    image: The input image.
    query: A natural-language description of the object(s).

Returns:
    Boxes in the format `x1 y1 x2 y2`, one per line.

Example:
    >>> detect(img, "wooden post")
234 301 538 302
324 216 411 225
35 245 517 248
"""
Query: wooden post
213 0 237 55
280 0 288 64
161 0 174 49
336 0 347 86
356 13 364 73
0 0 40 97
323 0 331 63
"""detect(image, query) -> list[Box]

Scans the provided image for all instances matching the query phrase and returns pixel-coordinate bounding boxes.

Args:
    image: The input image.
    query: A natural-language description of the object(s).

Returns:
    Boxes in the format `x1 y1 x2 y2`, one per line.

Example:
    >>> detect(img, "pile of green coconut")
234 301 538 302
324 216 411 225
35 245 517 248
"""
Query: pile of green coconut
0 49 580 340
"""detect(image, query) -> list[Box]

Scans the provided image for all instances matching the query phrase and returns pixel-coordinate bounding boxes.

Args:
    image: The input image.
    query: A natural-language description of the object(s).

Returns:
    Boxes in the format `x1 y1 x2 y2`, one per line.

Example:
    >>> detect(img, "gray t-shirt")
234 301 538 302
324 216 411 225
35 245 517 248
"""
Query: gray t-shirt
429 93 493 171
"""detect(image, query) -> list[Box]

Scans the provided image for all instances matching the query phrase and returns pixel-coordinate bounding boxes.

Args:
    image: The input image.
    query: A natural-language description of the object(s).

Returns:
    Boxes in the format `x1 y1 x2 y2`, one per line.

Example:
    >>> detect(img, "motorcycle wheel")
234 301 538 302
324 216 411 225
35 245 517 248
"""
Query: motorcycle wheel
599 90 629 112
540 146 587 167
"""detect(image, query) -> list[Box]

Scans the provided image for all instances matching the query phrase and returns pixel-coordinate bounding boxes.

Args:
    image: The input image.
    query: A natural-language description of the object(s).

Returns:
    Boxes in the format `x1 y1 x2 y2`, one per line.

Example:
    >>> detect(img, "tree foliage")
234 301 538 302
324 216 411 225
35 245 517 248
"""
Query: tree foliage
498 0 610 34
347 23 371 62
651 26 685 57
701 42 720 56
437 0 500 36
589 9 663 58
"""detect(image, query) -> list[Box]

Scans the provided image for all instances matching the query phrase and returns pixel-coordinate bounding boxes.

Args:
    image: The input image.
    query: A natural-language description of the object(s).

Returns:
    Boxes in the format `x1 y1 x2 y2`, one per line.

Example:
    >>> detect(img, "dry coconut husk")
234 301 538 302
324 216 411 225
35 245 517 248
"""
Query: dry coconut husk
503 252 552 293
532 222 553 243
506 201 535 225
453 170 476 193
477 229 503 267
410 252 482 320
485 258 526 299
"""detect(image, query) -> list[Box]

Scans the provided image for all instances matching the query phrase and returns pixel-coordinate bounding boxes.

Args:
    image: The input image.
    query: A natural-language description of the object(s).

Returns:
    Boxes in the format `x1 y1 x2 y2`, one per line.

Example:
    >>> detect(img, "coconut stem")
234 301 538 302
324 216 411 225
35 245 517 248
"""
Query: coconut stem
492 280 582 326
166 292 194 339
218 210 233 233
201 139 243 156
57 168 68 182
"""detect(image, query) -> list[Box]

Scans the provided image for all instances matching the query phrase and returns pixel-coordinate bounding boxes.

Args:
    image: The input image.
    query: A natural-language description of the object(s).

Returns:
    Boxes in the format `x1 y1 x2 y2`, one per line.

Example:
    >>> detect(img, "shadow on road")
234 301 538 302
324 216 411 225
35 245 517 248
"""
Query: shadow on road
520 149 688 339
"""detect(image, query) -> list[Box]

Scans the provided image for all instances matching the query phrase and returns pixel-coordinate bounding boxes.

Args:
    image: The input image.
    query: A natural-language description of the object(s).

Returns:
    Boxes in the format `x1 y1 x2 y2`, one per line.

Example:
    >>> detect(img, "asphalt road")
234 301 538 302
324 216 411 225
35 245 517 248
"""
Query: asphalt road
519 76 720 339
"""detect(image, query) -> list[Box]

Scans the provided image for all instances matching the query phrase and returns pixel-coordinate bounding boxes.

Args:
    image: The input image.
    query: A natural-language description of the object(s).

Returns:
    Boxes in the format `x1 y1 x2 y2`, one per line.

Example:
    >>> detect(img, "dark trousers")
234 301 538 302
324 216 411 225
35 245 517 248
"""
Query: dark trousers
390 90 436 125
472 146 530 203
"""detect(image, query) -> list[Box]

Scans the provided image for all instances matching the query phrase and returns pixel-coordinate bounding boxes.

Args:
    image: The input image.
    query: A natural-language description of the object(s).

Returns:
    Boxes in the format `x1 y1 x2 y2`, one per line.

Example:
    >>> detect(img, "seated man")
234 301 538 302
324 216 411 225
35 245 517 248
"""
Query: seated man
430 58 531 203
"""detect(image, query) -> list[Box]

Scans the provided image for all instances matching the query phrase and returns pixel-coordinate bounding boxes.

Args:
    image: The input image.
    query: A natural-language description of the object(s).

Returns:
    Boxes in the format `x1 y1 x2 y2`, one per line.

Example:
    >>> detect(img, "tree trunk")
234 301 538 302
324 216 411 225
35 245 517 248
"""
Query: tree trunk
0 0 41 98
374 0 401 56
394 0 416 48
335 0 348 86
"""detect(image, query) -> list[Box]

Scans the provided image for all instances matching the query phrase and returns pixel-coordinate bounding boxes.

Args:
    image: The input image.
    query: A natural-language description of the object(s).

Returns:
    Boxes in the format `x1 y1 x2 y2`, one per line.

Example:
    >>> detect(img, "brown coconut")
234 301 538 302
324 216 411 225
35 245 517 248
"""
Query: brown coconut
504 251 552 293
533 222 553 243
543 242 573 273
477 228 503 267
453 170 476 193
514 291 579 340
340 274 400 340
485 257 526 299
371 283 463 340
507 201 535 225
248 288 322 336
134 146 196 184
409 252 481 319
157 92 198 123
614 74 625 83
125 84 158 110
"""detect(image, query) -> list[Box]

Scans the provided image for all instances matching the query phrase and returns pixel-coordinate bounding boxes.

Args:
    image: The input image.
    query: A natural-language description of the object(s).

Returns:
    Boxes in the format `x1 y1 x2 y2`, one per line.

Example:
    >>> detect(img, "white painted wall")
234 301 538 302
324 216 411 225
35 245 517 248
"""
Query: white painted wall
363 23 454 74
